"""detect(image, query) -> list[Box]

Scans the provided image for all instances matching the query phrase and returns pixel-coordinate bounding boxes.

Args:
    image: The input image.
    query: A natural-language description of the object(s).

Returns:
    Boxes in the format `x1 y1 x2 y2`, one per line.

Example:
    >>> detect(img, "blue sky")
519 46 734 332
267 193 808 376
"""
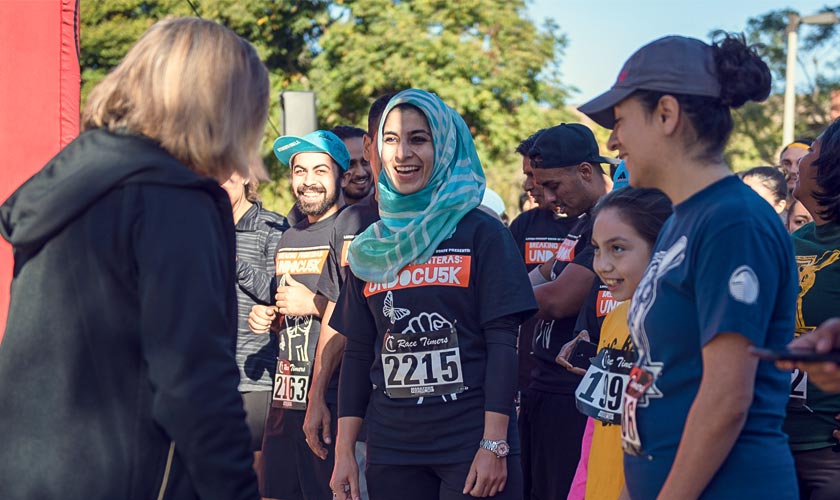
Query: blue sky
526 0 834 105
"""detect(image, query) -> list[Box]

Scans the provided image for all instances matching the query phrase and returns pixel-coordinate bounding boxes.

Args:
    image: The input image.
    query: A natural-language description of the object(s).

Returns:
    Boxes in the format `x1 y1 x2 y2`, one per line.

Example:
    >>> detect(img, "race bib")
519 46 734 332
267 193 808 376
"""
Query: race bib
621 365 654 456
788 329 810 408
381 327 464 399
789 369 807 408
272 358 311 410
575 348 634 424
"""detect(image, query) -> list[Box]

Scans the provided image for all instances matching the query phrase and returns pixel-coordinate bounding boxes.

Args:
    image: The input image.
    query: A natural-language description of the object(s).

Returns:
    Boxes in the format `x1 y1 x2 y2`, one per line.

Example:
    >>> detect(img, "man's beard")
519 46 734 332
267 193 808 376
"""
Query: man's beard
343 183 372 201
296 185 338 217
343 173 373 201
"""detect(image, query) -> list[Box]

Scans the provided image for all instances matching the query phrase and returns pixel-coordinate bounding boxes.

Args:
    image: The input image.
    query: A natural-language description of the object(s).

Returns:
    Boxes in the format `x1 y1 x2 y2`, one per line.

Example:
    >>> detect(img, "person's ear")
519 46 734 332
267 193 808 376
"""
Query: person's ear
578 162 593 182
656 95 681 136
777 198 788 215
363 134 372 162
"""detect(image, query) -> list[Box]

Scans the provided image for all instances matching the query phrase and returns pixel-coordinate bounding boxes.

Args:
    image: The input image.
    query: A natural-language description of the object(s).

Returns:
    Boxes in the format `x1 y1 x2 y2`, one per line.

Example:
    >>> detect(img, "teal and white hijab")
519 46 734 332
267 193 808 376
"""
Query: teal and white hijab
347 89 486 283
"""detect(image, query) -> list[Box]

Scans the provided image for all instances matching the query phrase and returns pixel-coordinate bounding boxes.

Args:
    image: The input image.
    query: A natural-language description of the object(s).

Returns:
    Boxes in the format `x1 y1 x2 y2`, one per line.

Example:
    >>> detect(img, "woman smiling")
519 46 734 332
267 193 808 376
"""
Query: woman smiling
329 89 537 500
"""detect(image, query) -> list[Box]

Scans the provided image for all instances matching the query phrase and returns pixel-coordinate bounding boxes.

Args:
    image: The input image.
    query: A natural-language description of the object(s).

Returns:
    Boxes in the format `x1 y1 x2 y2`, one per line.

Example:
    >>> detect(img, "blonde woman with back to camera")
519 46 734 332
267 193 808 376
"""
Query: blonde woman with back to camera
0 17 268 500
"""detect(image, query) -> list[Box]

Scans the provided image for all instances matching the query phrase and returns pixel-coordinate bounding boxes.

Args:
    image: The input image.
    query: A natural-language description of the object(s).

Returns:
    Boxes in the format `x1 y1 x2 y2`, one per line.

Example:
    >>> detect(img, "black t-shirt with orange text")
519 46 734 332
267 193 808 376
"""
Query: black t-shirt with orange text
530 213 596 394
271 212 338 410
333 209 538 464
508 208 575 271
574 279 619 343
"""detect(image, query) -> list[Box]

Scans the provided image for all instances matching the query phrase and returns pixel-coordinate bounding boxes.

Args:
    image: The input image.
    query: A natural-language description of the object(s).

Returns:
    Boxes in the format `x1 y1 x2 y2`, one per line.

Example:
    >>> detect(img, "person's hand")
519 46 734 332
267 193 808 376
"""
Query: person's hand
463 448 507 497
778 318 840 393
537 259 554 281
555 330 590 376
276 274 316 316
303 395 332 460
330 449 361 500
248 305 277 334
833 413 840 443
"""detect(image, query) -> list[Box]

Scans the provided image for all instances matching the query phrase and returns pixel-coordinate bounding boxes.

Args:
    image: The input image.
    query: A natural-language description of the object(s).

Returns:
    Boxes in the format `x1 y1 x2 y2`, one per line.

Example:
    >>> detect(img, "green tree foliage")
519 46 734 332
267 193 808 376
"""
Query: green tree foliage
79 0 332 212
307 0 577 214
78 1 580 215
731 5 840 168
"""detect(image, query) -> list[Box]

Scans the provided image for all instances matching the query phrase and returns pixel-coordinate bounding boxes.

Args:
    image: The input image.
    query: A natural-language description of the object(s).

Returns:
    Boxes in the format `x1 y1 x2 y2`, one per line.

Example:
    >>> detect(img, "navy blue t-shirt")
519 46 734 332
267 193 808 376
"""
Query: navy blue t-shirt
333 209 537 464
529 213 596 394
624 176 798 499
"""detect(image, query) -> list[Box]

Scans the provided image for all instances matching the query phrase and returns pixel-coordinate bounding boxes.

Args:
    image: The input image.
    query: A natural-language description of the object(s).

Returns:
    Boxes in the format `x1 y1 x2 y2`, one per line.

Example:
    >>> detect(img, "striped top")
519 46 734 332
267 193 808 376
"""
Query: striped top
233 202 288 391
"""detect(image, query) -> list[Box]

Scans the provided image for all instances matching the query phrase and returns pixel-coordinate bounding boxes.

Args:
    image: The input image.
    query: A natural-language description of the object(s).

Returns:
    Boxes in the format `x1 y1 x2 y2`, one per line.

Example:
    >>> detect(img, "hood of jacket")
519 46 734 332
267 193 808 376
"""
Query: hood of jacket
1 128 223 252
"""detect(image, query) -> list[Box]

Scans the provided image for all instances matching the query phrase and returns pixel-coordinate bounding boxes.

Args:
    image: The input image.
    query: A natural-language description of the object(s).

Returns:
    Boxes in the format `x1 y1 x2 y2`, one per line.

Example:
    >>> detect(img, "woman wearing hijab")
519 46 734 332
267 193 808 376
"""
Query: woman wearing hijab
328 89 537 500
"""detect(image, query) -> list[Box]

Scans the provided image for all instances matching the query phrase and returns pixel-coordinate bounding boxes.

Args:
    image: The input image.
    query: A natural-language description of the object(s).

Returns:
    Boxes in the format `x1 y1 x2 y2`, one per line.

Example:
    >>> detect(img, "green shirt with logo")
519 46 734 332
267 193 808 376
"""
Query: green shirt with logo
784 221 840 451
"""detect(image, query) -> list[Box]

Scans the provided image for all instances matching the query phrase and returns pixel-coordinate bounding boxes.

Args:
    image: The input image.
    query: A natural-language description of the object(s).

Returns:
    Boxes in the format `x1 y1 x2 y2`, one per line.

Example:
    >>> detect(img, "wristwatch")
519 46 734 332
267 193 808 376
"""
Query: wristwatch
479 439 510 458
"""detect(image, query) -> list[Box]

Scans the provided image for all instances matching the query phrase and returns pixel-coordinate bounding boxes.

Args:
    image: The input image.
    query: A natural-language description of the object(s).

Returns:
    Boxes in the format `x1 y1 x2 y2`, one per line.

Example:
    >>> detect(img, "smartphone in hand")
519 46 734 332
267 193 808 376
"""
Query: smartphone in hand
569 339 598 369
751 347 840 363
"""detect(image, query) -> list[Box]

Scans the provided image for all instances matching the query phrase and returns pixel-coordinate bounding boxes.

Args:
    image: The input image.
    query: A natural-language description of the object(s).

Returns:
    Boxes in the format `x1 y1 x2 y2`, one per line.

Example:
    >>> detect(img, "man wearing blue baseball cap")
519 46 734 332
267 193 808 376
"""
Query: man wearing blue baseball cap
256 129 349 500
275 130 350 221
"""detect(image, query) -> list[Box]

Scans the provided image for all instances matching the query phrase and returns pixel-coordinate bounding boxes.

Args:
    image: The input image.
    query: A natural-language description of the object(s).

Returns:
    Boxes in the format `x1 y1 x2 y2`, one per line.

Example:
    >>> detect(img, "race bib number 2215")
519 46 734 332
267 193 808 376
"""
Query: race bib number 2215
381 327 464 399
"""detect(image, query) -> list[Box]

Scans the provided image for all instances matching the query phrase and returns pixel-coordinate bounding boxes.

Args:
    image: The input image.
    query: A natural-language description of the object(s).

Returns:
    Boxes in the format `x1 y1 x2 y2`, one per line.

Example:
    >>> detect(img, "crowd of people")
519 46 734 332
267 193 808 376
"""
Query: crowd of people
2 16 840 500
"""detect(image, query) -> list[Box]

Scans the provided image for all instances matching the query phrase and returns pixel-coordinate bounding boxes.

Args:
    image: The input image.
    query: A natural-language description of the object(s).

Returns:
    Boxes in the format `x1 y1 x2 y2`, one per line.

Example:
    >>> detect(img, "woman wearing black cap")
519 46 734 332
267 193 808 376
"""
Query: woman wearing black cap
579 34 798 498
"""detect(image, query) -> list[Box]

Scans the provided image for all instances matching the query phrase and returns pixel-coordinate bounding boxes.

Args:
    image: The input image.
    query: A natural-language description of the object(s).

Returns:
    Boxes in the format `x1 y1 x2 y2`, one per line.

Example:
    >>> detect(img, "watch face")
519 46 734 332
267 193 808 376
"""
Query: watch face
496 441 510 456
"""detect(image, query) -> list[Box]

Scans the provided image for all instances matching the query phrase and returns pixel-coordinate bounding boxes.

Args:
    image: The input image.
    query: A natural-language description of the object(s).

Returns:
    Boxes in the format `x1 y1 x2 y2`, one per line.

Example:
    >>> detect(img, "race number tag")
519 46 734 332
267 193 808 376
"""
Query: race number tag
788 369 807 408
380 327 464 399
787 328 811 408
575 348 635 424
621 365 654 456
272 358 311 410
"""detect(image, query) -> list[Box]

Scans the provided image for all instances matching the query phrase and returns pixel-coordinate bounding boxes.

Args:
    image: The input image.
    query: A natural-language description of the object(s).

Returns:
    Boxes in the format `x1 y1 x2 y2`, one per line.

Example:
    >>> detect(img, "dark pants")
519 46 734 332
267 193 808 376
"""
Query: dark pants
519 388 586 500
241 390 271 452
794 446 840 500
367 456 523 500
260 404 337 500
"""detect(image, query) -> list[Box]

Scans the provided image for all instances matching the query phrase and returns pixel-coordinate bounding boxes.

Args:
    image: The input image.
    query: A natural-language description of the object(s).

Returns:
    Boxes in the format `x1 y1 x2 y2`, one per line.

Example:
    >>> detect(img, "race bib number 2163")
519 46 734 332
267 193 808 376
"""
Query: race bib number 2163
272 359 311 410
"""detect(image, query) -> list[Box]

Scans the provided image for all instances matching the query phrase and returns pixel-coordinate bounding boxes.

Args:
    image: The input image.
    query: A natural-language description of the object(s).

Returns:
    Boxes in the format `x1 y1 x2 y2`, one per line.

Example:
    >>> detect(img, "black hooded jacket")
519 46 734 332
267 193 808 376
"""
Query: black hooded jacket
0 129 258 499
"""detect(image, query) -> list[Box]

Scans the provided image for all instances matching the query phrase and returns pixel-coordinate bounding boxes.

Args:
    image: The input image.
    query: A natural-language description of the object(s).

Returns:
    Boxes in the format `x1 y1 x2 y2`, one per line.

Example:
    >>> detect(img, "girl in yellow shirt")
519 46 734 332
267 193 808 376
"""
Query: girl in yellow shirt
560 187 672 499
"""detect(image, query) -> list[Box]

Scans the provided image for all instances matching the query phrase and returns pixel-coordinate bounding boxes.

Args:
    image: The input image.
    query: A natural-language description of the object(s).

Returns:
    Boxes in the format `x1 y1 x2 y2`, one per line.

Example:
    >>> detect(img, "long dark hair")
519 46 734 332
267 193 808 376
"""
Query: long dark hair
592 187 673 247
635 33 771 164
813 119 840 223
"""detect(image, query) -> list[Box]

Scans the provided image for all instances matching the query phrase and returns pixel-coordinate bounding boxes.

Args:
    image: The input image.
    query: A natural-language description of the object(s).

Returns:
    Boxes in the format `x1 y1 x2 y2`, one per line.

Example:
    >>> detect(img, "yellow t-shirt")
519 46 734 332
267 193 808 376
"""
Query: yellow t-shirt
585 301 632 500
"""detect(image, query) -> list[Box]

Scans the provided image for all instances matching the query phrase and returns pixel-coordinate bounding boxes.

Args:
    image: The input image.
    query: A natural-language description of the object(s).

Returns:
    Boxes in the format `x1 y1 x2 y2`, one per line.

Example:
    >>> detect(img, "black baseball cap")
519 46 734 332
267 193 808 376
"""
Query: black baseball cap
528 123 613 169
578 36 720 129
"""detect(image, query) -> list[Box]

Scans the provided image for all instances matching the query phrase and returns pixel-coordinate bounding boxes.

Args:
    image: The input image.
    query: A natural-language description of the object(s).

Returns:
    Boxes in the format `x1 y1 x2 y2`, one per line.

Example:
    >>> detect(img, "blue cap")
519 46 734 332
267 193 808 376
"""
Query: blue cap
273 130 350 170
579 36 721 129
612 160 629 190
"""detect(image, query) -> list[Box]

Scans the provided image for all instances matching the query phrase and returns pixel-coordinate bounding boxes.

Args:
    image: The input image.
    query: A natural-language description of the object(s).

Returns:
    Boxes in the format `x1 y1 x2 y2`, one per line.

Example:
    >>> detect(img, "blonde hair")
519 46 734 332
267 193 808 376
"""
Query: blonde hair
82 17 269 181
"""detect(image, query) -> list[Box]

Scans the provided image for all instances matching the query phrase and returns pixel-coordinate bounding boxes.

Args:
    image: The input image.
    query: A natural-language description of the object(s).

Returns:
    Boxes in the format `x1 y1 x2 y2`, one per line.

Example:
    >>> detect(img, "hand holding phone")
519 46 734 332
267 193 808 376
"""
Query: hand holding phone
750 347 840 363
556 330 594 375
569 339 598 368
